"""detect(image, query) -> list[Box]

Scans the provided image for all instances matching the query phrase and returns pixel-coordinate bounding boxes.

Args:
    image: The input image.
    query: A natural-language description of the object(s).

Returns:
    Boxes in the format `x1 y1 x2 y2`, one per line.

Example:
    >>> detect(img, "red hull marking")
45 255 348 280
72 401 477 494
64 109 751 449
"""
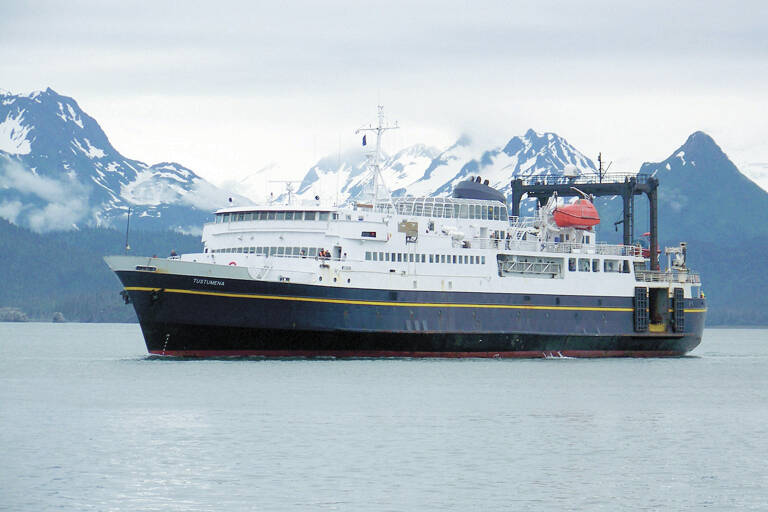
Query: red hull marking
149 349 684 358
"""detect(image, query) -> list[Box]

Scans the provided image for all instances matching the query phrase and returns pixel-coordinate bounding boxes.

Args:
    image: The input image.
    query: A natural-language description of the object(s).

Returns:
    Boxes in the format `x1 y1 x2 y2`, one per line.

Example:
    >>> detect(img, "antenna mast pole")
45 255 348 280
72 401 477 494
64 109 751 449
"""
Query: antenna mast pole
356 105 398 208
597 152 603 183
124 207 131 255
268 180 300 204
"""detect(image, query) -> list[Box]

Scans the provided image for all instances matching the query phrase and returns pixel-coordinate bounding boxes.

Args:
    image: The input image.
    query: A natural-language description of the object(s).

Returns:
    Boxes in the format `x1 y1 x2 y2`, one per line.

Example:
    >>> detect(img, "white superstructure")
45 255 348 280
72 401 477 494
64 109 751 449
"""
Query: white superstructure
174 107 702 301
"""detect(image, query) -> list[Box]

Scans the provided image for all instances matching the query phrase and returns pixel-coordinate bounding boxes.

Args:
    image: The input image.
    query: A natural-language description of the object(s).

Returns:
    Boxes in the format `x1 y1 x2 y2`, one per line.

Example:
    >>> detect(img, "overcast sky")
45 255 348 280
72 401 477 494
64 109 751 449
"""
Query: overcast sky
2 0 767 189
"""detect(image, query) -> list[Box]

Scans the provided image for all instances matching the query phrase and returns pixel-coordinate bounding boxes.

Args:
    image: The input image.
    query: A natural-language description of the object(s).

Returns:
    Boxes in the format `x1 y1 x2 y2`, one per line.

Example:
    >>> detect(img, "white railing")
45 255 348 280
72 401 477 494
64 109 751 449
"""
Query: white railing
635 270 701 284
463 238 641 256
507 216 538 229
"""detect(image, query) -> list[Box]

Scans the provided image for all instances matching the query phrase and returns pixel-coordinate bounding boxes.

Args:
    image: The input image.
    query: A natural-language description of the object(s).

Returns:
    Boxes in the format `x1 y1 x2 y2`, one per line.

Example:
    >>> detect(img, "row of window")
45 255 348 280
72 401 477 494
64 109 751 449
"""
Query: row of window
215 211 331 223
215 205 508 223
211 246 322 257
395 201 507 221
209 246 629 273
568 258 630 273
365 251 486 265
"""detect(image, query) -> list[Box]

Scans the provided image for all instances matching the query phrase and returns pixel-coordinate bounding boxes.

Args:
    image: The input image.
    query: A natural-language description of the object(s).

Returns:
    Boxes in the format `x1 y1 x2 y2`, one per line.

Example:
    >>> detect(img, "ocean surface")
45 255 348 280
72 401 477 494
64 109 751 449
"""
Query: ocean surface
1 324 767 511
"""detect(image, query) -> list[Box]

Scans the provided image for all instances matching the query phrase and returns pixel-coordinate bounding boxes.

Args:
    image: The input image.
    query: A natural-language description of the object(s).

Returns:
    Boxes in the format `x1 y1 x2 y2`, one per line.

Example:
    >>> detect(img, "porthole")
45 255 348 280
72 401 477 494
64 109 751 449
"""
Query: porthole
347 278 351 284
333 277 337 282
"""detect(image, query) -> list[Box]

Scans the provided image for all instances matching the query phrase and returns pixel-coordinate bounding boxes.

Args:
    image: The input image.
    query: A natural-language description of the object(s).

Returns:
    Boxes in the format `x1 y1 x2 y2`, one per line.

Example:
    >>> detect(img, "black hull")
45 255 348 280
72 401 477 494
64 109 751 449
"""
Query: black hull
115 268 706 358
139 323 701 358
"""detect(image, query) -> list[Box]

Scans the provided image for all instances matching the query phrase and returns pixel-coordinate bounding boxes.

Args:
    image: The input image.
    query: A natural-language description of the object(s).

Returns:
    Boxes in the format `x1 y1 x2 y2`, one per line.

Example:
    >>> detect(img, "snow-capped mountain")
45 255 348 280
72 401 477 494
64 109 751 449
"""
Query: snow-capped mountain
590 130 768 244
292 129 598 206
639 131 768 241
291 144 441 205
0 88 245 232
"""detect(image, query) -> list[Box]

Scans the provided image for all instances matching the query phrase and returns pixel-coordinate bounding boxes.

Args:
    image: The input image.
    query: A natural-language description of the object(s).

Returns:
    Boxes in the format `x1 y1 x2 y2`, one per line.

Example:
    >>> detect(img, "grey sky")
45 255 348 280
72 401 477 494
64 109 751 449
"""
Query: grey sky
2 0 767 190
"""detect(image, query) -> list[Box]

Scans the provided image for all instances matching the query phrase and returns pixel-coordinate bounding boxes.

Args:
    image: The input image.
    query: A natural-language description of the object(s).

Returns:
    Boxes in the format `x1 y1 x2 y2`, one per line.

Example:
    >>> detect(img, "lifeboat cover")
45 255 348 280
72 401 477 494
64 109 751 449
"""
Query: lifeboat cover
553 199 600 229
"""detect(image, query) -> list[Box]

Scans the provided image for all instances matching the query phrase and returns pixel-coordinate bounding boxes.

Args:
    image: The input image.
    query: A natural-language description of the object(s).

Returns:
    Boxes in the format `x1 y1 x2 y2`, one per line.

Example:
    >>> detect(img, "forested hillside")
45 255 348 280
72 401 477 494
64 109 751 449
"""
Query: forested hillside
0 219 199 322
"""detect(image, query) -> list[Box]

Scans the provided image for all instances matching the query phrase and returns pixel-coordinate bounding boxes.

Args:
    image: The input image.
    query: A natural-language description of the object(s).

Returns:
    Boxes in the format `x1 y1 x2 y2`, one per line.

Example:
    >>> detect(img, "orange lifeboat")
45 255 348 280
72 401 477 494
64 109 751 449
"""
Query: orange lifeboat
553 199 600 229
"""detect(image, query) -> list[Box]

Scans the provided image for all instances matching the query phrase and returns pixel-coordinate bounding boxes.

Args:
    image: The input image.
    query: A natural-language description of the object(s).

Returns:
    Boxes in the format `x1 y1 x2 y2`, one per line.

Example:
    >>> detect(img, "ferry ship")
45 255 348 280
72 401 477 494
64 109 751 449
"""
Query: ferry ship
105 108 706 357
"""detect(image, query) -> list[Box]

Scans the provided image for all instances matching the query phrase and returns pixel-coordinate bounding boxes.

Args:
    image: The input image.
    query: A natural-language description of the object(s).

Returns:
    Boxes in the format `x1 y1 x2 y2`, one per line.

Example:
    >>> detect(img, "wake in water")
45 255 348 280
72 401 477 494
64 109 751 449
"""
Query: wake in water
542 351 575 359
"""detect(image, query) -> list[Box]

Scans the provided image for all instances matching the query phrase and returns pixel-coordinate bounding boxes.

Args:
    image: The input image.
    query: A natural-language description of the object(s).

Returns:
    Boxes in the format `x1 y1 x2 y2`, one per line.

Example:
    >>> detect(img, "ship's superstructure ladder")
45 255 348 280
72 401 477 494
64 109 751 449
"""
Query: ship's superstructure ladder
634 287 649 332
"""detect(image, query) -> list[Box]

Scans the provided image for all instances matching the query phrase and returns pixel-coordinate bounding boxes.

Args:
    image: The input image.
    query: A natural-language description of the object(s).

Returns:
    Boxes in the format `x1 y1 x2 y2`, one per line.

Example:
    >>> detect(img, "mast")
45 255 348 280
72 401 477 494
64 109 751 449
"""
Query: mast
124 207 131 254
268 180 300 204
356 105 398 208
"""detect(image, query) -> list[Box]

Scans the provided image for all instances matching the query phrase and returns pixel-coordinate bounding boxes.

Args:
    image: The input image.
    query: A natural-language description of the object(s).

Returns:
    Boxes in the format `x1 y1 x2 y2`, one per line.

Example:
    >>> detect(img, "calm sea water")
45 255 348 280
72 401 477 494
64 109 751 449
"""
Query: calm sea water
1 324 767 511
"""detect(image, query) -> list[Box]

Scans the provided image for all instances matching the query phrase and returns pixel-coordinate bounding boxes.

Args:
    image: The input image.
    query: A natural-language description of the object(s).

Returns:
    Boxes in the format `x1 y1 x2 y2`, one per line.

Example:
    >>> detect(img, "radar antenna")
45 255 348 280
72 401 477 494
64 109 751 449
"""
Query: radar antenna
268 180 301 204
355 105 399 208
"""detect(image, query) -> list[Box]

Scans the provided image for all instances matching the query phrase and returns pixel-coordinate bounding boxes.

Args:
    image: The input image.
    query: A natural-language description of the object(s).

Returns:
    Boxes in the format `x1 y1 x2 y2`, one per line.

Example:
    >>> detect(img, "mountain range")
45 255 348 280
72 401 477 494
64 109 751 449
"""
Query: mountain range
290 130 599 209
2 87 767 245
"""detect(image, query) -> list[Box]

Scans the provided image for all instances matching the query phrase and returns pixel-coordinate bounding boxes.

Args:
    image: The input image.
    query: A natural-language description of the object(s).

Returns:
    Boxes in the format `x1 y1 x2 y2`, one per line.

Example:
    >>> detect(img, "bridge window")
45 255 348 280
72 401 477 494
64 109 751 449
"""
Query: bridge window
366 251 372 261
592 259 600 272
604 259 620 272
319 212 330 221
578 258 590 271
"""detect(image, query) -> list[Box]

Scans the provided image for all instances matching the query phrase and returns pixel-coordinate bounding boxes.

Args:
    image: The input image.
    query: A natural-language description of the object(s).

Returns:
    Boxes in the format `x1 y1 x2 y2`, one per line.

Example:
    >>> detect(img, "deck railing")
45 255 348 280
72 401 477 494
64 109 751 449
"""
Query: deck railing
518 173 651 186
635 270 701 284
464 237 641 256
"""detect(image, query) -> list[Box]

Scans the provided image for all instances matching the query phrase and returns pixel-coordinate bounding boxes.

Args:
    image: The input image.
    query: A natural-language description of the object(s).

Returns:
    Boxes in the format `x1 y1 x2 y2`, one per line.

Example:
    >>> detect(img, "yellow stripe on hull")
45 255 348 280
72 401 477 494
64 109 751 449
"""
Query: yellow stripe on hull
124 286 706 314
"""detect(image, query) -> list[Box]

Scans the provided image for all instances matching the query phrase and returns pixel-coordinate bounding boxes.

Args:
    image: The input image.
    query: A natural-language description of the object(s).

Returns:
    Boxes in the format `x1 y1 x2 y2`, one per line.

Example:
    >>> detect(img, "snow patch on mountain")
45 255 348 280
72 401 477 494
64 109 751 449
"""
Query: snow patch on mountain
0 109 32 155
408 136 477 197
72 138 106 159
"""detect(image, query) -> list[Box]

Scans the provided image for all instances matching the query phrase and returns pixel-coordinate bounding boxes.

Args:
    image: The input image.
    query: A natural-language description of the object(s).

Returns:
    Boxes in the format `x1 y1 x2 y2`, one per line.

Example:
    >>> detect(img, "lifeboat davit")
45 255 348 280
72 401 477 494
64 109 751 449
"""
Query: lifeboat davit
553 199 600 229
